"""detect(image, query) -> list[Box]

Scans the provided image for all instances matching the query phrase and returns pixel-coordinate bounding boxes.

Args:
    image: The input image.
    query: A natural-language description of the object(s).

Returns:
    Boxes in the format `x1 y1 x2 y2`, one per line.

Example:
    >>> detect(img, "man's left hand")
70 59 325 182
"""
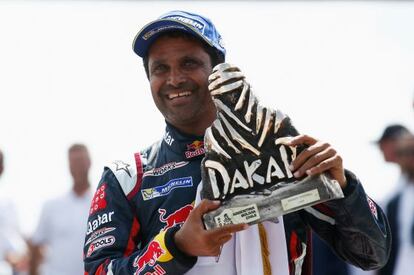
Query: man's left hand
284 134 347 189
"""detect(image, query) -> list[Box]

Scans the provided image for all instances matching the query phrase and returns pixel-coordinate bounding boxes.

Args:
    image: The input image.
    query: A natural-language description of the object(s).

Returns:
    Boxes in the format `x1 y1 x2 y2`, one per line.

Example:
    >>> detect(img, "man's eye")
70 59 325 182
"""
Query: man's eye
182 59 200 69
152 64 168 74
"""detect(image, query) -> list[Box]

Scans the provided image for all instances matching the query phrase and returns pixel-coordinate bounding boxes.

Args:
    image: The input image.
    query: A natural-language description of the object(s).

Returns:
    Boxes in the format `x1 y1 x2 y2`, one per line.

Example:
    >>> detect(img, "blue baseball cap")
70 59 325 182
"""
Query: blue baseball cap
132 10 226 58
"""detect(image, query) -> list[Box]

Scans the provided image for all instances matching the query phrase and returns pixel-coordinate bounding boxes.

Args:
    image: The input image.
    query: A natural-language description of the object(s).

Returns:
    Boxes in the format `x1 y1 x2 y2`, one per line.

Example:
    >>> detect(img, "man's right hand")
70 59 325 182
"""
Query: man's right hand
174 199 248 257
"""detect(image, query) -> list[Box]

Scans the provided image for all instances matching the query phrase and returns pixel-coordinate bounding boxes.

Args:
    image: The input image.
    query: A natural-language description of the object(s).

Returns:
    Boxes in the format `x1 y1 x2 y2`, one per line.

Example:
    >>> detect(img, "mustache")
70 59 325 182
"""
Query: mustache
160 81 198 95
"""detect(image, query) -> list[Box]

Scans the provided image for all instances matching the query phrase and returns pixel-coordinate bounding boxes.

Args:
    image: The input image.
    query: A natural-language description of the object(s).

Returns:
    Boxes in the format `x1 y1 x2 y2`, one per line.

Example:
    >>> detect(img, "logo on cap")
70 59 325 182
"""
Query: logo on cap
165 16 205 31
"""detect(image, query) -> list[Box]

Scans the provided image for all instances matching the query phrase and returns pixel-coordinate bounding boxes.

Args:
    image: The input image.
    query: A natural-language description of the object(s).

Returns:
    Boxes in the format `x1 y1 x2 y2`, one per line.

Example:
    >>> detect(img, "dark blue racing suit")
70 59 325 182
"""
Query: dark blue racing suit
83 122 391 275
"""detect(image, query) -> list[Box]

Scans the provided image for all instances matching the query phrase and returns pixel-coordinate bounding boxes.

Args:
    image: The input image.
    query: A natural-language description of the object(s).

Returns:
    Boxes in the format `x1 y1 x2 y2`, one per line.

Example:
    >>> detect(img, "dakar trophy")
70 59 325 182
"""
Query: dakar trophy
201 63 344 230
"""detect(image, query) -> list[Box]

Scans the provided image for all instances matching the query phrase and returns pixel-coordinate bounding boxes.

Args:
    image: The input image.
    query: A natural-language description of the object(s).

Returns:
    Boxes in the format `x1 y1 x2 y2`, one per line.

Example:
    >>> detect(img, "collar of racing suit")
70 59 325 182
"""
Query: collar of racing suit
163 121 206 160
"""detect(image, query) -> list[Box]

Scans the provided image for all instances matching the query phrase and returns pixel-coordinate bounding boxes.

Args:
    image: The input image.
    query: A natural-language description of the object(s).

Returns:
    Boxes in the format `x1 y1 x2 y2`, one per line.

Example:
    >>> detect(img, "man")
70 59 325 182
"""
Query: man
30 144 92 275
84 11 390 275
0 149 28 275
376 124 411 164
377 134 414 275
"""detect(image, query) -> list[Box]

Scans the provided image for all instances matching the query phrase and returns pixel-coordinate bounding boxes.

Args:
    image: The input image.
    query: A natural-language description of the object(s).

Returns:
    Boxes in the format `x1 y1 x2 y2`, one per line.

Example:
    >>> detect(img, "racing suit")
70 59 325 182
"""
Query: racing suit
83 122 391 275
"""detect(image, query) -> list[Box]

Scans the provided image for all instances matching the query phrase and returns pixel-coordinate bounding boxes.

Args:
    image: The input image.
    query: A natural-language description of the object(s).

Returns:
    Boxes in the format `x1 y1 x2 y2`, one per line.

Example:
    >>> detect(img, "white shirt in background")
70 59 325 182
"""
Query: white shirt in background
0 197 27 275
32 190 91 275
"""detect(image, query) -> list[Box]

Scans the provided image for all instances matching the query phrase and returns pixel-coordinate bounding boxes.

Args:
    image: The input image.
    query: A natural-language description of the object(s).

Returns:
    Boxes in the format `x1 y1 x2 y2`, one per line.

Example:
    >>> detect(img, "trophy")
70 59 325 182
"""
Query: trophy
201 63 344 230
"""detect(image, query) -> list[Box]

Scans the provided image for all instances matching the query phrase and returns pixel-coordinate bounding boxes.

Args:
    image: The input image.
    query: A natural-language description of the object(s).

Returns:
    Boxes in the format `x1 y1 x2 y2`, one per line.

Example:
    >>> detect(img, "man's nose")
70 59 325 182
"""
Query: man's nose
167 67 185 87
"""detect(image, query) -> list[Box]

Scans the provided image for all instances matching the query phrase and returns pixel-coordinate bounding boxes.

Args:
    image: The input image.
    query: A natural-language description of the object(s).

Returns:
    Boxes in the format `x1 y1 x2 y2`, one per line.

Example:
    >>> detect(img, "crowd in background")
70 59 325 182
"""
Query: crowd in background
0 145 92 275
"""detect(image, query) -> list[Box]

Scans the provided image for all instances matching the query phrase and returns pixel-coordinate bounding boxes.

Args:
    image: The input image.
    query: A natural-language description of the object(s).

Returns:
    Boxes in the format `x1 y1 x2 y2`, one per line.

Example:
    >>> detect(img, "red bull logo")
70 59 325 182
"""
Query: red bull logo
134 241 165 272
186 140 203 150
185 140 205 159
158 204 193 230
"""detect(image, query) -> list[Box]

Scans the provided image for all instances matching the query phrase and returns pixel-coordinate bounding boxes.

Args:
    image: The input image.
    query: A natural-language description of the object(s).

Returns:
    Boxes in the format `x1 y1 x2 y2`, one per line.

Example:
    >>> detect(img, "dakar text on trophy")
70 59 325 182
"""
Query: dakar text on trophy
201 63 344 230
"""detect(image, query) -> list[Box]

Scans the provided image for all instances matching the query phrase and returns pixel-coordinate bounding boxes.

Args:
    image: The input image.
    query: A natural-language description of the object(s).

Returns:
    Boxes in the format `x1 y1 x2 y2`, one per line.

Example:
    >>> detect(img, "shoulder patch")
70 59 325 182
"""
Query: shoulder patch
107 154 140 197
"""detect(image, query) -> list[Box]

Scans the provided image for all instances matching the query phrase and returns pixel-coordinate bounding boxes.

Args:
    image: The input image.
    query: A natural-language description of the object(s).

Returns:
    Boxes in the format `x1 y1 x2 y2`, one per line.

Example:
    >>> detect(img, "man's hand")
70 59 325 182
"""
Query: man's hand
174 199 248 257
284 134 347 189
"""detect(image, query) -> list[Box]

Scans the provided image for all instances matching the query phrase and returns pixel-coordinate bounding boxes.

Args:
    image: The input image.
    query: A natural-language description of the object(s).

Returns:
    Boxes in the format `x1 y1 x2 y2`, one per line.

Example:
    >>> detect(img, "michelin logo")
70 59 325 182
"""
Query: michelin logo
141 177 193 201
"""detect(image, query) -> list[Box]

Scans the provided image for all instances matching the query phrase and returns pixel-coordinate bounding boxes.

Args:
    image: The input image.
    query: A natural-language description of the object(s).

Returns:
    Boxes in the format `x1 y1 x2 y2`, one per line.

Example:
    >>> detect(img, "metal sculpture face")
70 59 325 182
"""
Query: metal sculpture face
201 63 344 229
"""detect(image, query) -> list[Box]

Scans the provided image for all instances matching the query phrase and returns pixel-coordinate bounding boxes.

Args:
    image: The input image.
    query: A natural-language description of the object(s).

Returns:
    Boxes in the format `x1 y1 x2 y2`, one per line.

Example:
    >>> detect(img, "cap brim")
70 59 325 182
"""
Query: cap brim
132 19 213 57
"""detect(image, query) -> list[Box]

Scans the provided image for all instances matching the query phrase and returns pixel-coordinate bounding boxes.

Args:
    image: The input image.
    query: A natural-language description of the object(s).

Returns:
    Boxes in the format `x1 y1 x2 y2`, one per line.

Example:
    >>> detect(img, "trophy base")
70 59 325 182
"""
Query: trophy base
203 173 344 230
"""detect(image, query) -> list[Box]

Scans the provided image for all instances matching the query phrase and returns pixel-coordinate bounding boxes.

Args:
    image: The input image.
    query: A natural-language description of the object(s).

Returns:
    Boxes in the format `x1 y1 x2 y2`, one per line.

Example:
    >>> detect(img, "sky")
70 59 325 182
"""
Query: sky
0 0 413 235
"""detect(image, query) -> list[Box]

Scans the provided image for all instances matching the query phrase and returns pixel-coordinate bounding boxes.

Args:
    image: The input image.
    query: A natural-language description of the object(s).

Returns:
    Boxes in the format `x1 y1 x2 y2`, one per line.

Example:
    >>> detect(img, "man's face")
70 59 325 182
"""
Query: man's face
379 139 400 163
69 149 91 181
396 137 414 180
147 35 216 133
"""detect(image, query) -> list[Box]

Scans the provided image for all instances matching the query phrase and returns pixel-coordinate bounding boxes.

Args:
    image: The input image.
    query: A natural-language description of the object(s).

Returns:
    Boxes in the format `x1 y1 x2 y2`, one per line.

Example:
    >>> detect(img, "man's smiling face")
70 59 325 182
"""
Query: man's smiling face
147 34 217 135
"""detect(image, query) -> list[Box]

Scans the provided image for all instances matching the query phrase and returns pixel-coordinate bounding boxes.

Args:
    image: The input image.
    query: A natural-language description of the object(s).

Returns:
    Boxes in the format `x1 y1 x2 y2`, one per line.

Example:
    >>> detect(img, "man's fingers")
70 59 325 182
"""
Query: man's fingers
291 146 336 178
284 134 317 146
195 199 221 216
305 158 335 176
208 223 248 239
290 142 330 172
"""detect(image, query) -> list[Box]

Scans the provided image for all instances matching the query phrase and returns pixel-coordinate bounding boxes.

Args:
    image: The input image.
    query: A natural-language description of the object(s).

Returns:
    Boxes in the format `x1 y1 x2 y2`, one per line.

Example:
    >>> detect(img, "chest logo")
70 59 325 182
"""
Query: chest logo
185 140 205 159
143 161 189 177
141 176 193 201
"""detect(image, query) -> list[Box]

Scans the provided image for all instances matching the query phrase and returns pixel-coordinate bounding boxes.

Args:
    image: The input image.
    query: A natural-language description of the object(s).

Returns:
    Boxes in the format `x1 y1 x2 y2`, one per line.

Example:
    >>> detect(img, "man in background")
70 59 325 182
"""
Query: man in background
377 134 414 275
376 124 411 199
312 124 411 275
29 144 92 275
377 124 411 164
0 149 28 275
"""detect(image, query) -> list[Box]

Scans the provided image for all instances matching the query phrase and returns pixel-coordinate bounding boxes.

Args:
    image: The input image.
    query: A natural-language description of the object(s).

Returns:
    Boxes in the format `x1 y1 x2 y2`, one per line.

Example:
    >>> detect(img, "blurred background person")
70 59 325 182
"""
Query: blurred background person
376 124 412 199
29 144 92 275
377 134 414 275
377 124 411 164
351 125 412 275
0 149 28 275
312 124 412 275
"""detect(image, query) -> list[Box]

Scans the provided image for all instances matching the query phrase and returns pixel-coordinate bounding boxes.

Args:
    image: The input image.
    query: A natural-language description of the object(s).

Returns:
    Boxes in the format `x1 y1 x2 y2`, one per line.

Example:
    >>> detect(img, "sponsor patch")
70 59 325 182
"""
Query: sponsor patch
87 211 115 235
214 204 260 227
163 131 174 146
159 204 193 230
141 177 193 201
85 227 116 245
165 15 205 31
185 140 205 159
143 161 188 177
367 196 378 220
134 240 165 272
86 235 115 257
143 25 186 40
133 231 172 272
89 183 107 215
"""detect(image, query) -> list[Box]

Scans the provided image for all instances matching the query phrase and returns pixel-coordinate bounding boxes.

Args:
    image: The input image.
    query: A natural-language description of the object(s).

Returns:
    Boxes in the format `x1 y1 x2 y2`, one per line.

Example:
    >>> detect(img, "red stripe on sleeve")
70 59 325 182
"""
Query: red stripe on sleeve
95 261 108 275
124 217 141 256
127 153 144 200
